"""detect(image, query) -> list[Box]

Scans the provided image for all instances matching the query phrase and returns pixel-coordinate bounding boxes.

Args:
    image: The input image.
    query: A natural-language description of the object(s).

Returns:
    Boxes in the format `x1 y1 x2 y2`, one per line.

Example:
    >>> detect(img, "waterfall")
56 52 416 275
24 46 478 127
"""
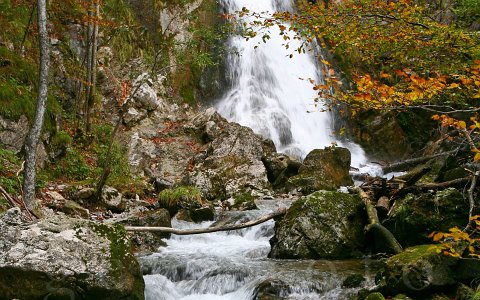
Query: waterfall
216 0 370 169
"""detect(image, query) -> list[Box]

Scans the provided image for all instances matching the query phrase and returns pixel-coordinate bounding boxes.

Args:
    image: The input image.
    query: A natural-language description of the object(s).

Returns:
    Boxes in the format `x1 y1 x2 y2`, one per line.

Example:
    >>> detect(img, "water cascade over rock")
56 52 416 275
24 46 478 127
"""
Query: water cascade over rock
216 0 369 170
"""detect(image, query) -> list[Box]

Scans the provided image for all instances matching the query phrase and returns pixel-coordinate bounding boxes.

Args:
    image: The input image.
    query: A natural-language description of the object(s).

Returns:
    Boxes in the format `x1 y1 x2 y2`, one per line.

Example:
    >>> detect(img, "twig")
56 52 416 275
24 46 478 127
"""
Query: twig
465 171 480 232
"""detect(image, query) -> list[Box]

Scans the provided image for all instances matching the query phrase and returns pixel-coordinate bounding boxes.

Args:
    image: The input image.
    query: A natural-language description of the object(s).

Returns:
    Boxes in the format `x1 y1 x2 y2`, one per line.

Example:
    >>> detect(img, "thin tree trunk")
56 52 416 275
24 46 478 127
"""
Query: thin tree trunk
125 208 287 235
84 3 93 128
22 0 49 213
85 0 99 133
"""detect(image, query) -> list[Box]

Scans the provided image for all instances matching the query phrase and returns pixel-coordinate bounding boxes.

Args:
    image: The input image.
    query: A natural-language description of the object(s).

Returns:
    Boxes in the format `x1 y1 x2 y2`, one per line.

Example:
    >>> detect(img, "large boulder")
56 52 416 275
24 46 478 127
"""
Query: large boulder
286 147 353 194
185 109 276 200
269 190 365 259
383 188 468 246
0 208 144 300
377 245 458 296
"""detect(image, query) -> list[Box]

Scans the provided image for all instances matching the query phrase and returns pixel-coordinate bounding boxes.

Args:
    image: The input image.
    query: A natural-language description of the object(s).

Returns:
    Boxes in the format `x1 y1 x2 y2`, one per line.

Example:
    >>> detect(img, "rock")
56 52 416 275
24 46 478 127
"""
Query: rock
342 274 366 288
232 192 258 211
253 279 289 300
134 83 161 111
0 208 144 300
97 46 113 66
365 292 385 300
75 187 95 200
62 200 90 219
286 147 353 194
124 107 148 126
190 207 215 222
157 186 214 222
383 188 468 246
186 109 276 199
101 186 126 213
269 190 365 259
262 153 301 190
45 191 66 202
115 209 171 253
377 245 457 295
456 283 475 300
0 115 28 153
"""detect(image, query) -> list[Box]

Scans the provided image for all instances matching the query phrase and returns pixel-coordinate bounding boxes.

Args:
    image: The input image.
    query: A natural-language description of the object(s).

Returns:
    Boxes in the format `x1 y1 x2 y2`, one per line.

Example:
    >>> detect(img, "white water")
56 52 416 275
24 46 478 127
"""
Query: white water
216 0 378 175
141 201 381 299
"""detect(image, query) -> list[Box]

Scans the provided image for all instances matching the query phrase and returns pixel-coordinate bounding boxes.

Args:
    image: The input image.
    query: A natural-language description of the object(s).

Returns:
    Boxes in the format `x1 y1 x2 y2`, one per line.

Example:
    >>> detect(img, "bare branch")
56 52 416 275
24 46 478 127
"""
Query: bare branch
125 208 287 235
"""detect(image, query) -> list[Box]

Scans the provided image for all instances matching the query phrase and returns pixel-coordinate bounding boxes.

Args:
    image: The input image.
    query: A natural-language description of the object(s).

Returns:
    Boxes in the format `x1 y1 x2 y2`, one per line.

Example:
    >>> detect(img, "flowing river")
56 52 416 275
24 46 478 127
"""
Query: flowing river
140 0 382 298
140 201 382 299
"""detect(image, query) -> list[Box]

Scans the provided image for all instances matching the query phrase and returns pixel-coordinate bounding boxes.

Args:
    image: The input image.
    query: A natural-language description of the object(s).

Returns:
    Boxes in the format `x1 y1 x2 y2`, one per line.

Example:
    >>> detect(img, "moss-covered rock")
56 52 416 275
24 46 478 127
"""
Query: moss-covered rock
157 186 214 222
377 245 458 296
232 192 258 211
269 190 365 259
0 208 145 300
365 292 385 300
383 188 468 246
286 147 353 194
455 283 475 300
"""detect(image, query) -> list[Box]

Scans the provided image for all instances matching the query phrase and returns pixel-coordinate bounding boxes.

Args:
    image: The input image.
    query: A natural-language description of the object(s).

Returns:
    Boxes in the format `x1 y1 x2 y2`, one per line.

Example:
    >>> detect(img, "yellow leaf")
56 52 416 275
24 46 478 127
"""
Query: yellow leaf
321 59 330 66
433 232 444 242
457 121 467 129
474 153 480 161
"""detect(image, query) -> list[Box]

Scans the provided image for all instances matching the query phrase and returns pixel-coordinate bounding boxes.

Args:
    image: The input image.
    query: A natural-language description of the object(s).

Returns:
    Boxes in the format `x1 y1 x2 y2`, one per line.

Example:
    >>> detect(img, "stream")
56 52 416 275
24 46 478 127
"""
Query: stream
140 0 382 298
139 200 382 299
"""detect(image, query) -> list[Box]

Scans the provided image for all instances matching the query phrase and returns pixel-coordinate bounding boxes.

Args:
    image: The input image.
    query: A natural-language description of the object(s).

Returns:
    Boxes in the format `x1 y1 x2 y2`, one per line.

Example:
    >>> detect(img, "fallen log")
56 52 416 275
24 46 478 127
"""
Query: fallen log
125 207 287 235
354 187 403 255
394 177 470 198
381 150 457 173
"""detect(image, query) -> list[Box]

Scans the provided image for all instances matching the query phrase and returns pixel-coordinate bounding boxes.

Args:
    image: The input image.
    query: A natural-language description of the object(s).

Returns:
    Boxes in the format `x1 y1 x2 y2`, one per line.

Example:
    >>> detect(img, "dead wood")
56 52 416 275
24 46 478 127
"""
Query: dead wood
125 207 287 235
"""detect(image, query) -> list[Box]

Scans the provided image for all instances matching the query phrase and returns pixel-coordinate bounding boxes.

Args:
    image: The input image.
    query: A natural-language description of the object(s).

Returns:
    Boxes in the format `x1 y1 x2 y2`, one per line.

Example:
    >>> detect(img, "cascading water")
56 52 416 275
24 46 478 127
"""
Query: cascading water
140 201 381 299
216 0 371 170
140 1 385 299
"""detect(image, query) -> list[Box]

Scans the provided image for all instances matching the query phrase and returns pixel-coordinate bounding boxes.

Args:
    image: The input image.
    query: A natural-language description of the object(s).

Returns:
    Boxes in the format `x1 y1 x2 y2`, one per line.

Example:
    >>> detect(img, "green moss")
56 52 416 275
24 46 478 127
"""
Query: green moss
389 244 437 264
233 192 258 210
158 186 203 213
89 222 145 299
365 292 385 300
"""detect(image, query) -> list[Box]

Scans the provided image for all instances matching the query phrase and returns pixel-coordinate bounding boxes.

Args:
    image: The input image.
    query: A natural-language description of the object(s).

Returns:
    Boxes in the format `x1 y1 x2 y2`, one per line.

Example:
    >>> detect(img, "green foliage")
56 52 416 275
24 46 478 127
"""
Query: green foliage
52 147 92 181
158 186 202 210
0 147 21 195
51 130 72 149
454 0 480 28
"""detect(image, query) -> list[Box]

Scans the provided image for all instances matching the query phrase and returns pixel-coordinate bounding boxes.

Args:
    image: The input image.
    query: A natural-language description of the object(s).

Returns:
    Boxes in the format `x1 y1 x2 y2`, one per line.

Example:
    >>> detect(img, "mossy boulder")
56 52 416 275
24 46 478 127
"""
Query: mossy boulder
365 292 385 300
377 245 458 296
286 147 353 194
383 188 468 246
232 192 258 211
269 190 365 259
0 208 144 300
156 186 214 222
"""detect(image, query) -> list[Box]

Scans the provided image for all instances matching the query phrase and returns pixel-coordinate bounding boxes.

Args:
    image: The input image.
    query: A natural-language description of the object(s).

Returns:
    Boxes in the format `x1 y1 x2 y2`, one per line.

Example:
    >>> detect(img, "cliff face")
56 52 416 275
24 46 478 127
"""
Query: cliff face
0 0 224 205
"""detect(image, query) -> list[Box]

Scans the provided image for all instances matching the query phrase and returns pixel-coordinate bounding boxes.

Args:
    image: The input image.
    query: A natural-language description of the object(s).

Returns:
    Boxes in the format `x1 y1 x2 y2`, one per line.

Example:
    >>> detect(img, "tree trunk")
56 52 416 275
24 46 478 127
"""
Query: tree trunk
354 187 403 254
85 0 99 133
22 0 49 213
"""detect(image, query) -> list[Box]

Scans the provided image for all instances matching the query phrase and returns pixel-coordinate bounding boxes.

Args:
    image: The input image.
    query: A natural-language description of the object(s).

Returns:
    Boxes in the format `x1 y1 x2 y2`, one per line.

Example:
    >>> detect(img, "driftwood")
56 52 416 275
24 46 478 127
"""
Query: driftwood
381 150 457 173
354 187 403 254
125 207 287 235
